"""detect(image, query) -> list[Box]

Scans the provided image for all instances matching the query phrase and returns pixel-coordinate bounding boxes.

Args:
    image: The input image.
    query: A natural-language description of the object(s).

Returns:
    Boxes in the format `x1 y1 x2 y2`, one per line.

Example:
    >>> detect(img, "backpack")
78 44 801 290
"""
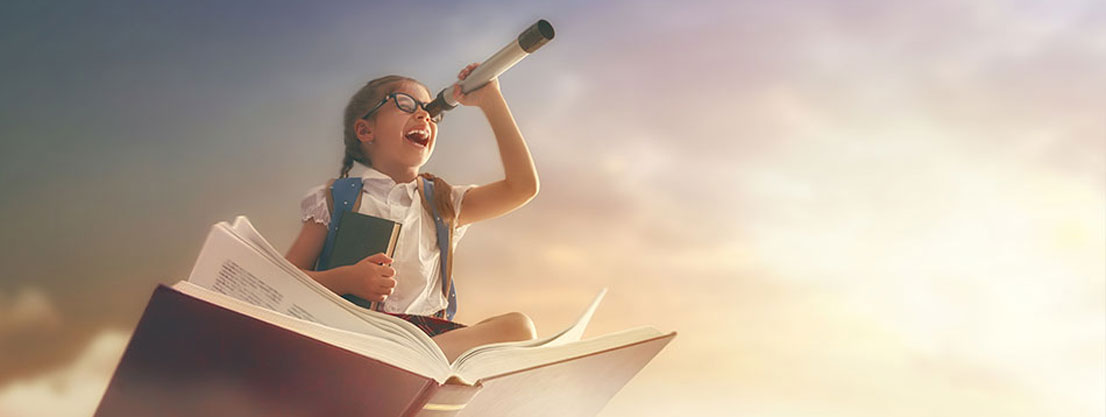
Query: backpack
314 175 458 321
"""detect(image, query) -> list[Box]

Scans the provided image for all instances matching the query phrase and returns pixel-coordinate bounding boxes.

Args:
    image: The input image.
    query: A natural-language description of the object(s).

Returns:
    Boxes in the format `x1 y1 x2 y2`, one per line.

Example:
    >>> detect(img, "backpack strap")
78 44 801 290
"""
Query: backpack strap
420 177 458 321
316 177 380 311
317 177 362 270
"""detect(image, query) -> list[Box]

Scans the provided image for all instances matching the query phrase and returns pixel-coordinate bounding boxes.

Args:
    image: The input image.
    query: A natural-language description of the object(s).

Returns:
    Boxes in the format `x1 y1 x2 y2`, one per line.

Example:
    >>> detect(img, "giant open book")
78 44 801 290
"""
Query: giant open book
94 216 676 417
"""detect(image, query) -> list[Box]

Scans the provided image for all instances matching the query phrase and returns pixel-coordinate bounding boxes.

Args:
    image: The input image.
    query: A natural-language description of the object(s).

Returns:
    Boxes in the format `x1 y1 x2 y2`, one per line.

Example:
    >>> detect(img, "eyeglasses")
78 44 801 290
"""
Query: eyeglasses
360 92 443 123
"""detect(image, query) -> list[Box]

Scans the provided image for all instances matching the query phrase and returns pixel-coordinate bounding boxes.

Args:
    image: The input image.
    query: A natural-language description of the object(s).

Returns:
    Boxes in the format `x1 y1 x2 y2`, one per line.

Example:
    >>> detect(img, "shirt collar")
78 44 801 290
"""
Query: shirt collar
359 166 398 184
358 166 418 198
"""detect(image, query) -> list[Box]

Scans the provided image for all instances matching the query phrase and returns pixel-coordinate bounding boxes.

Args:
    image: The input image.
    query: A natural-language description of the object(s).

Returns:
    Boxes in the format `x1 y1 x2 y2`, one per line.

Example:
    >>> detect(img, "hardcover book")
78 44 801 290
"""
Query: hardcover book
93 216 676 417
326 211 401 268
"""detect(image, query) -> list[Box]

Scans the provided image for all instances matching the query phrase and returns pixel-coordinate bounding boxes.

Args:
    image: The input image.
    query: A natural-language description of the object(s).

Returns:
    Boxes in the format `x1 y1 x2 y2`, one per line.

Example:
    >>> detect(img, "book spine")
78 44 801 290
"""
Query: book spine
387 223 401 256
408 382 482 417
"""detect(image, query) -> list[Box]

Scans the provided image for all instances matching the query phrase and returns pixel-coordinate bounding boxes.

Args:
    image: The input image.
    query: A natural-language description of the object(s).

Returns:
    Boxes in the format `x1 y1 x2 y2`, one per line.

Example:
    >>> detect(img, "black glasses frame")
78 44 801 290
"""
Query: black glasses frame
360 92 442 123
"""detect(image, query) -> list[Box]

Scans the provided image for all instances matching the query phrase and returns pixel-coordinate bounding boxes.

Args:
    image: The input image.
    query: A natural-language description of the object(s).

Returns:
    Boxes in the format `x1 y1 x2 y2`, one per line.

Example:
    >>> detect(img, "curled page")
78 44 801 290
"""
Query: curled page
451 288 608 367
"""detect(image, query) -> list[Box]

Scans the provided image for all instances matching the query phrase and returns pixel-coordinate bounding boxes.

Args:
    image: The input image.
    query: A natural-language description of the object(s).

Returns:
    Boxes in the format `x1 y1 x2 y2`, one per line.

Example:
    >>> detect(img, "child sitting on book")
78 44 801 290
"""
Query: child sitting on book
285 64 540 362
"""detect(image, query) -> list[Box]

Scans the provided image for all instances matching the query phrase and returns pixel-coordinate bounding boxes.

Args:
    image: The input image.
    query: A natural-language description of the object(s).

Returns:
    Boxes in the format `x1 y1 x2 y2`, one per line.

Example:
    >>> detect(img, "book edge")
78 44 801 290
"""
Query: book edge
472 331 677 384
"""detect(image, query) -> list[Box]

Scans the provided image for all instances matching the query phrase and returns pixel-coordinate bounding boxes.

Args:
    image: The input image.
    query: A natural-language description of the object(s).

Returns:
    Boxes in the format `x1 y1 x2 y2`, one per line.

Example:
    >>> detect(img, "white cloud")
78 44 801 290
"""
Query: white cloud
0 330 130 417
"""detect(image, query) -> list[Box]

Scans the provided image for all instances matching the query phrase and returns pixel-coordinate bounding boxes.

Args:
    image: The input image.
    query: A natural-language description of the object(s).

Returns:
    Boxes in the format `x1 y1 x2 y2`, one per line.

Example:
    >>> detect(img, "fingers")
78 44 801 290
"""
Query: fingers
350 253 399 302
452 63 483 106
379 277 397 290
355 273 397 302
458 63 478 80
370 276 397 302
376 276 397 293
379 264 395 277
363 252 393 265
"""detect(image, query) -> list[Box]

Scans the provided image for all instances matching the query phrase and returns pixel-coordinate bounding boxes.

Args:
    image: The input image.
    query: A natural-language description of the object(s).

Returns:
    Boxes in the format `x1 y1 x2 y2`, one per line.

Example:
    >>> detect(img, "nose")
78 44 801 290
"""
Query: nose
413 105 431 121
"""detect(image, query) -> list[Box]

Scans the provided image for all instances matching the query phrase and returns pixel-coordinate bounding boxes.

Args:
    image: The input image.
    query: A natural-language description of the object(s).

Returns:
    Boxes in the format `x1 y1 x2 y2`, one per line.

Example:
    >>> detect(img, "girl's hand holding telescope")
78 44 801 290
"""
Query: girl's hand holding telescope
451 62 501 109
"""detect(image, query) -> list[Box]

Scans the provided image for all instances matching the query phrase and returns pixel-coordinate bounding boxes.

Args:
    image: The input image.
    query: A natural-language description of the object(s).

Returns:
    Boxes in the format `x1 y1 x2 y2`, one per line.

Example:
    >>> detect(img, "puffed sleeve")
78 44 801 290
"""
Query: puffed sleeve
450 183 477 243
300 185 331 226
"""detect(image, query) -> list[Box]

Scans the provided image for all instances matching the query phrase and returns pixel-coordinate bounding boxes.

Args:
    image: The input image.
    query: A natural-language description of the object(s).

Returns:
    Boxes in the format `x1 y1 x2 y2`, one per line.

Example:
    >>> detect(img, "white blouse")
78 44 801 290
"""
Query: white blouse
300 167 474 315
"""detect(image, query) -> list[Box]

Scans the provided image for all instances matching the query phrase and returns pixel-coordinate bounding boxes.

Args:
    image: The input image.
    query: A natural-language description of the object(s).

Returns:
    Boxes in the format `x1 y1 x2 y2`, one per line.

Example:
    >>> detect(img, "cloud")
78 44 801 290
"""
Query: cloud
0 330 129 417
0 288 67 384
0 288 62 336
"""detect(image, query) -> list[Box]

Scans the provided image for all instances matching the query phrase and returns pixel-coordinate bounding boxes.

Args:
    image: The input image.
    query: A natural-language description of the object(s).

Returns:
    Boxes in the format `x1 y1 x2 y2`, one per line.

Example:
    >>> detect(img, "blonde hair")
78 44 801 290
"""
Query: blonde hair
339 75 430 178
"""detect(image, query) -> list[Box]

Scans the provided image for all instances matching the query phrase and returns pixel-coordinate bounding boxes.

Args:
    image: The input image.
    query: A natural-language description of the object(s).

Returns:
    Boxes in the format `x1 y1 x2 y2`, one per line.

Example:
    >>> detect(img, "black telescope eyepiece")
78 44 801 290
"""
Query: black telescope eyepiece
425 91 451 119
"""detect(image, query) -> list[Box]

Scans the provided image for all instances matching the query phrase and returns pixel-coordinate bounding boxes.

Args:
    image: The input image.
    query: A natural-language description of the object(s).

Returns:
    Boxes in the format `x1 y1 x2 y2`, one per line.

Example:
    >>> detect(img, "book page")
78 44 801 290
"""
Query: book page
225 216 446 364
543 288 607 346
229 218 354 307
455 330 677 417
186 222 447 371
453 327 672 384
187 224 383 333
450 288 608 366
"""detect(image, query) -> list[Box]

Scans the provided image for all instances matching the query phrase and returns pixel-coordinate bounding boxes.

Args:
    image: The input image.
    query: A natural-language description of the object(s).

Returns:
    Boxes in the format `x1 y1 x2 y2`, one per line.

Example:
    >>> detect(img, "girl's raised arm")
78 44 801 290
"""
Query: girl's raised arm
450 64 540 227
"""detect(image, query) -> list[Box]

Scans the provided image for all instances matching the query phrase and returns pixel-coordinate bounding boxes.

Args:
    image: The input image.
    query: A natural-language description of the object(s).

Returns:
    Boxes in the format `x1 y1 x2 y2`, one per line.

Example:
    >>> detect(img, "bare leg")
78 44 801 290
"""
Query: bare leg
432 312 537 362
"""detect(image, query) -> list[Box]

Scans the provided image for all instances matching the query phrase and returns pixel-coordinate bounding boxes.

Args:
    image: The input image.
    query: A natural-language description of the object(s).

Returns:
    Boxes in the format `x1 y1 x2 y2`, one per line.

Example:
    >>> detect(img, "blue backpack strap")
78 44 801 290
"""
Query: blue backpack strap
317 177 363 270
421 177 458 321
315 177 377 311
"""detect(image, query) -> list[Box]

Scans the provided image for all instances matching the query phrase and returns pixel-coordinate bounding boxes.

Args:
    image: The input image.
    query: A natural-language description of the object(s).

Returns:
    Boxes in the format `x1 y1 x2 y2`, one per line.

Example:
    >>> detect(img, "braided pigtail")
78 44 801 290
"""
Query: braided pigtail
419 172 457 226
339 153 356 179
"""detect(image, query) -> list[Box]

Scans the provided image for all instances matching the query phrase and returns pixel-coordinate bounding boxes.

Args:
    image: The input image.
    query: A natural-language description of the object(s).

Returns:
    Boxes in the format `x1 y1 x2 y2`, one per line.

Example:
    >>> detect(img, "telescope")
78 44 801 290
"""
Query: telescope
425 19 555 118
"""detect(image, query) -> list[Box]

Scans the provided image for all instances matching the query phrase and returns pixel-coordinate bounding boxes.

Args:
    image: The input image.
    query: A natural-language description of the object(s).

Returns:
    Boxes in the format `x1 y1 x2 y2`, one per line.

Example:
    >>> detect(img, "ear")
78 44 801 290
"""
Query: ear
354 119 374 143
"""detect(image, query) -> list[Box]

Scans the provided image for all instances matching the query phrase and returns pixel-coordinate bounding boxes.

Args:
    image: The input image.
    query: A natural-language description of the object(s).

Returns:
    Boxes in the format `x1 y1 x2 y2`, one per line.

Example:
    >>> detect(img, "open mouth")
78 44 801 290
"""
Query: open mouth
404 127 431 148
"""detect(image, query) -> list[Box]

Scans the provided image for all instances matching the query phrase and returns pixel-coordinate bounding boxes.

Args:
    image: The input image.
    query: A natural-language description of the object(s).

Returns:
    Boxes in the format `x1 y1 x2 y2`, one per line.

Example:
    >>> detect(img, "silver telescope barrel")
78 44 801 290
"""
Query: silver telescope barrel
425 19 554 118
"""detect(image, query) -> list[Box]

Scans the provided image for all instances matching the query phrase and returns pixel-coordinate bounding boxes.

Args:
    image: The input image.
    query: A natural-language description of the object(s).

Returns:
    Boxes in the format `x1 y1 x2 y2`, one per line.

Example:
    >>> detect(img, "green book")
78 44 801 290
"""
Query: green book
325 212 401 269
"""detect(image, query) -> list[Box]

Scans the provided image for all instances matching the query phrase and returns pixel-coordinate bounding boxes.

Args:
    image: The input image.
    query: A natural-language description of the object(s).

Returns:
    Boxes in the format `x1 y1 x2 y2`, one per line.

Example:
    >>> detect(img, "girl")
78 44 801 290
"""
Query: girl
284 64 540 362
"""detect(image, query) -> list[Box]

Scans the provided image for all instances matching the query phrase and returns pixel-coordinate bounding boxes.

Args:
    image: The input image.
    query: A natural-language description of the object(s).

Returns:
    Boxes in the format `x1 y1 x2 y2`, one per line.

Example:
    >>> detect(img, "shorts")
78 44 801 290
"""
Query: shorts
386 313 466 337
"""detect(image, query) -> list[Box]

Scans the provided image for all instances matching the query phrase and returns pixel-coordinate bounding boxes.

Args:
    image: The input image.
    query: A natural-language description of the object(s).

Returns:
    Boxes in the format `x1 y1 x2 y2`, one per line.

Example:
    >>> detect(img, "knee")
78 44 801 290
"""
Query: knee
493 312 537 342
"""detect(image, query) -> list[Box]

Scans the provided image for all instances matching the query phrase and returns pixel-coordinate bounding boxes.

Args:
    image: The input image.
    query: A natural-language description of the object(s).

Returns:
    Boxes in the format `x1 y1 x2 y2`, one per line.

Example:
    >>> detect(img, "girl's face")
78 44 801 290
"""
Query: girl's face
361 81 438 170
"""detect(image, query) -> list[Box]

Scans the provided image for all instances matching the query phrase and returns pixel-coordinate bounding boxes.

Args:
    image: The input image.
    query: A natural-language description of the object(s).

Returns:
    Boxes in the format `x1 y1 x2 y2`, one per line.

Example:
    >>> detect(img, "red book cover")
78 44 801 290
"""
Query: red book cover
94 285 439 417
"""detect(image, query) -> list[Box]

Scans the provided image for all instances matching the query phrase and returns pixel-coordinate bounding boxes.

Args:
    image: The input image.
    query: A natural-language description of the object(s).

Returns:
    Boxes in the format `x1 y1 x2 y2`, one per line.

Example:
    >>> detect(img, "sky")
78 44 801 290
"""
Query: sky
0 0 1103 416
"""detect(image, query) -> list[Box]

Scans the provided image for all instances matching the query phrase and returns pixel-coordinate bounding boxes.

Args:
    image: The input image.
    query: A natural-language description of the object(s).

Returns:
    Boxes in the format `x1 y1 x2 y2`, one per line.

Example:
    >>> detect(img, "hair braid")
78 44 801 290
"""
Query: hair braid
418 173 457 225
339 153 356 178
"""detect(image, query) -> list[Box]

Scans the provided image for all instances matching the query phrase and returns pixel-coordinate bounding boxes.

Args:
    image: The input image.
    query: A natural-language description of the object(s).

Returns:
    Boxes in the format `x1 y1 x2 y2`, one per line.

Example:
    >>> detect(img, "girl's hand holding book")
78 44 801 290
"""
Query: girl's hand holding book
340 253 397 302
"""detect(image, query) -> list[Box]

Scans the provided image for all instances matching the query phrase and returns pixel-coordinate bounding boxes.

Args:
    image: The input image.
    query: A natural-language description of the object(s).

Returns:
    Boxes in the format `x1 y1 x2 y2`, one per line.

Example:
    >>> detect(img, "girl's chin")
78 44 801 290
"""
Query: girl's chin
398 149 432 166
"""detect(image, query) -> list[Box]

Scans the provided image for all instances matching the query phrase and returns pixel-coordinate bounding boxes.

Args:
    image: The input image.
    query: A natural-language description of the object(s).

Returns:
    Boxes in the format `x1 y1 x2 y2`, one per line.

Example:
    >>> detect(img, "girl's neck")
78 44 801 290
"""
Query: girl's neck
370 162 419 184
